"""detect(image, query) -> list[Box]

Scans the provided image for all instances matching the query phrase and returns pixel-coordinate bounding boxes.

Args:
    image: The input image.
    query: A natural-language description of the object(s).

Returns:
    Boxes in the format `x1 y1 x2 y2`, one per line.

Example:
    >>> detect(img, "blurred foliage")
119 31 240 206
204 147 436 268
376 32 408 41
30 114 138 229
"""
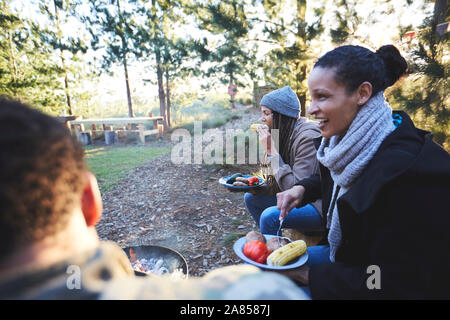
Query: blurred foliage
0 0 96 116
0 0 447 147
169 93 234 133
0 0 65 114
256 0 324 116
387 4 449 150
326 0 448 150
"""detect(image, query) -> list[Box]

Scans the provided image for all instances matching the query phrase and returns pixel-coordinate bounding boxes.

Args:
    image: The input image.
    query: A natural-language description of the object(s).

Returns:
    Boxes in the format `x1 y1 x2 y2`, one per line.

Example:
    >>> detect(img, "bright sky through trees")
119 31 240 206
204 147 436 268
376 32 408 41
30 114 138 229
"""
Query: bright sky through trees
7 0 434 109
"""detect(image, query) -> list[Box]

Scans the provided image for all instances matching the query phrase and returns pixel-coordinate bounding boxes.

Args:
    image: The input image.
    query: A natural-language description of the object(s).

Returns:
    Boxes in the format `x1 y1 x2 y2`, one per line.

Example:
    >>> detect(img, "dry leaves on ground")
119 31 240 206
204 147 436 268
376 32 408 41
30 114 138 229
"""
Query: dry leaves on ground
97 106 266 276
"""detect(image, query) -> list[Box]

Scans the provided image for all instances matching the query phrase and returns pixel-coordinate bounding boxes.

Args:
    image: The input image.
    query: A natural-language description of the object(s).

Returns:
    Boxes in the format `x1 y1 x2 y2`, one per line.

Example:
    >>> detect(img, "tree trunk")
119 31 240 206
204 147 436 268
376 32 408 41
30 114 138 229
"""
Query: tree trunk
116 0 134 118
298 92 306 118
122 54 134 118
296 0 307 44
8 25 19 101
434 0 447 25
61 54 73 115
54 0 73 115
229 72 236 109
294 0 307 117
434 0 447 38
8 30 17 84
155 48 167 130
298 65 307 117
165 67 171 128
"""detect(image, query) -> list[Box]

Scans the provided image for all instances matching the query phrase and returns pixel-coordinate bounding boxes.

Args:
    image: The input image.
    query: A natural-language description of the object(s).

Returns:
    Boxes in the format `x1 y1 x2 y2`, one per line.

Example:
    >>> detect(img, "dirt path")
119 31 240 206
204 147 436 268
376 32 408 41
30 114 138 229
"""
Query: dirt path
96 105 264 276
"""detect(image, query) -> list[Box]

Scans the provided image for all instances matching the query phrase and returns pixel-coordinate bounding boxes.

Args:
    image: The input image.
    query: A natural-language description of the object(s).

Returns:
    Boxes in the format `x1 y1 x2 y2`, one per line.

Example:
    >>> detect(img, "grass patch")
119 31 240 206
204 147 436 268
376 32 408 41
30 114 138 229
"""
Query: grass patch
222 231 247 247
84 145 171 192
231 217 243 225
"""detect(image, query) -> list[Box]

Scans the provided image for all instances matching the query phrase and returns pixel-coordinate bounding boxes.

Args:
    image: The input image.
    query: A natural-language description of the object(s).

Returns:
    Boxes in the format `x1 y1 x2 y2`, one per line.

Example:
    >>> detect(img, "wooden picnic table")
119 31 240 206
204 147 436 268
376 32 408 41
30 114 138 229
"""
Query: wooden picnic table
69 116 164 144
55 116 79 129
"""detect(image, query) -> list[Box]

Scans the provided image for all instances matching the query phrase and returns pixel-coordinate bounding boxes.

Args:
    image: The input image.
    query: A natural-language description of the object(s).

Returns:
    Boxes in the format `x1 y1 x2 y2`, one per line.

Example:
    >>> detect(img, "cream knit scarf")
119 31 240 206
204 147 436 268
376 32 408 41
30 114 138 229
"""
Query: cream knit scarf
316 91 395 262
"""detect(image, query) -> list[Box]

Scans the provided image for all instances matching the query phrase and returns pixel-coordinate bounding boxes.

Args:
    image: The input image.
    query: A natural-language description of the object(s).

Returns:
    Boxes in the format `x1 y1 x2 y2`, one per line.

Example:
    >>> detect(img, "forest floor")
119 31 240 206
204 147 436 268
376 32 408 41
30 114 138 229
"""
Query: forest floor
95 104 320 277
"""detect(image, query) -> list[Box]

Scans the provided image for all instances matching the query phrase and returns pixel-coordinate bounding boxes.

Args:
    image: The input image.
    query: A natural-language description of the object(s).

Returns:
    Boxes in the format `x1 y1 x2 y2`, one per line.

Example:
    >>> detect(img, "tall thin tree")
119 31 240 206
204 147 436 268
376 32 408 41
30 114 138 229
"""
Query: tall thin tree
83 0 138 117
39 0 88 115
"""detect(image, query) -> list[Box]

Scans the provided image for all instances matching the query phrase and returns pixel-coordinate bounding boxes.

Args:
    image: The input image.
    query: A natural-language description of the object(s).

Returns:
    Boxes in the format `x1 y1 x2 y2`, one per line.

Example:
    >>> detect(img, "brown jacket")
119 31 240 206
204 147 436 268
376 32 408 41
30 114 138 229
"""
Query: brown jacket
268 118 322 215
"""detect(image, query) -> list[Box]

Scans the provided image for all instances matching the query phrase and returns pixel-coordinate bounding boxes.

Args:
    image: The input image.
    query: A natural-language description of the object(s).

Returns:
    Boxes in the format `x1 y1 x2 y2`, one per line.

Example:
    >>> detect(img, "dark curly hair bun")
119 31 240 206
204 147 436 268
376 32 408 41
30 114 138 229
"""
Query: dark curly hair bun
376 45 408 89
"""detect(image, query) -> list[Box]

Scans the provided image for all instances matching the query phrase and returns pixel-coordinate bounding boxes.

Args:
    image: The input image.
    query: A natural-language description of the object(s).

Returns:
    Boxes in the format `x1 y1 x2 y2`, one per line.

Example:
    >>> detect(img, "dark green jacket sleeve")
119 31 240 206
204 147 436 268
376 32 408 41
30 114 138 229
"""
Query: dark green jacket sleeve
296 173 322 208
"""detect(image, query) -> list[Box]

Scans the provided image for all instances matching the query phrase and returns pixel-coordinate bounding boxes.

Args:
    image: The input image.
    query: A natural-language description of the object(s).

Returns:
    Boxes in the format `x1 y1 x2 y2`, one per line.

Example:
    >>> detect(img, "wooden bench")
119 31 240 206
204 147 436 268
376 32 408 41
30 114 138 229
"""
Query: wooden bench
69 116 164 144
55 116 79 129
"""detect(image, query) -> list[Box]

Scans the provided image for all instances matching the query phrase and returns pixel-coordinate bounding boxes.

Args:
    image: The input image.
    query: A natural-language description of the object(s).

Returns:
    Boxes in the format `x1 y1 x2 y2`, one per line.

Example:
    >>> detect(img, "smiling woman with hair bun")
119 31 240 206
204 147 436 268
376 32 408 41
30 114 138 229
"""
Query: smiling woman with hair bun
275 44 450 299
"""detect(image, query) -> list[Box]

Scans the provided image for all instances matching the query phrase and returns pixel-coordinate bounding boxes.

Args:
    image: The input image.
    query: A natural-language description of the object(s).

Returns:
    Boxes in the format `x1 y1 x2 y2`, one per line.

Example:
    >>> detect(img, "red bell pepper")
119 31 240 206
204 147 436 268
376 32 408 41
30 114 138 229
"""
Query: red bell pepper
243 240 270 264
247 176 259 186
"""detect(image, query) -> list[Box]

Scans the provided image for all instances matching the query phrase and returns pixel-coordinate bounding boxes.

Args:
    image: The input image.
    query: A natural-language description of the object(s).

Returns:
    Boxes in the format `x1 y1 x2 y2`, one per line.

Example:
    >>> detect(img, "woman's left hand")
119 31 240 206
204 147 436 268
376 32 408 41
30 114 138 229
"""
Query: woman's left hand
271 265 310 285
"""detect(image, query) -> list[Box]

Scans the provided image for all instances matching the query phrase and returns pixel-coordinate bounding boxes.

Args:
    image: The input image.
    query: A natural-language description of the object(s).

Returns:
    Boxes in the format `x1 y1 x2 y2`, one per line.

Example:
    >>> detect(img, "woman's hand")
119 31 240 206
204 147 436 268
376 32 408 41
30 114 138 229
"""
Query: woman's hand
258 125 274 156
276 185 305 220
273 265 310 285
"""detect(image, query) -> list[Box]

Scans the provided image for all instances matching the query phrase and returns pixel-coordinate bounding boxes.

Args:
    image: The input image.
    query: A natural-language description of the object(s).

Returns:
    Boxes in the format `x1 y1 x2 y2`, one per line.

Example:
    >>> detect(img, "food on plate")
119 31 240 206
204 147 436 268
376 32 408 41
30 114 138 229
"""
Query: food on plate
227 173 243 184
238 232 305 267
246 231 266 244
235 177 249 184
227 175 260 187
266 240 307 266
243 240 270 264
246 176 259 186
266 236 290 252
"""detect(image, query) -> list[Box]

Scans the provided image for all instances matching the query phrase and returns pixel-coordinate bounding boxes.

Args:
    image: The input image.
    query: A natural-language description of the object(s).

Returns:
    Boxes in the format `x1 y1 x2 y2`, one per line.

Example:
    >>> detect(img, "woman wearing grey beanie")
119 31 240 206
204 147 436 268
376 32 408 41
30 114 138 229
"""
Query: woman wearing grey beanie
244 86 323 237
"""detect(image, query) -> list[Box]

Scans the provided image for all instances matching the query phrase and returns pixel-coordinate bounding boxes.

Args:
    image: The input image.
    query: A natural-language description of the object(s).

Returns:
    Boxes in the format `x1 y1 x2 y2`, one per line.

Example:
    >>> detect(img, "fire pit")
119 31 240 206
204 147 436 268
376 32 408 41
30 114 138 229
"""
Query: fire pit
123 245 188 278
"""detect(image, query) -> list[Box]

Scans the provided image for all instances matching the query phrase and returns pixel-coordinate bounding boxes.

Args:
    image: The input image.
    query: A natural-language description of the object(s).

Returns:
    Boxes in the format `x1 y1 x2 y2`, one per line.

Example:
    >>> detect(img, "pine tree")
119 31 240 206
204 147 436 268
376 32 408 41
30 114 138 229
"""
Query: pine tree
38 0 88 115
255 0 324 116
388 0 449 148
329 0 362 45
193 0 253 109
162 38 190 128
135 0 193 129
83 0 139 117
0 0 65 113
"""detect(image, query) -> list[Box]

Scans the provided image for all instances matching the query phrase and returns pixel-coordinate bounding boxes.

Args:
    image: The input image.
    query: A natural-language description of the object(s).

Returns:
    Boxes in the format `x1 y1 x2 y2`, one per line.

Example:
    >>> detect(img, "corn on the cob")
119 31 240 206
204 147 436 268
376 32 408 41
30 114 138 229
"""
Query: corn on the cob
250 123 261 132
266 240 307 266
250 123 269 132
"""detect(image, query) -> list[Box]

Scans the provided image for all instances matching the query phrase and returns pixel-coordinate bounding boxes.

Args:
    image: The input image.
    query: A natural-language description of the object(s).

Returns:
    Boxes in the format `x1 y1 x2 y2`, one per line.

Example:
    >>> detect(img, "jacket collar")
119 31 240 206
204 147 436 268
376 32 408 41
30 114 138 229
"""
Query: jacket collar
335 111 427 213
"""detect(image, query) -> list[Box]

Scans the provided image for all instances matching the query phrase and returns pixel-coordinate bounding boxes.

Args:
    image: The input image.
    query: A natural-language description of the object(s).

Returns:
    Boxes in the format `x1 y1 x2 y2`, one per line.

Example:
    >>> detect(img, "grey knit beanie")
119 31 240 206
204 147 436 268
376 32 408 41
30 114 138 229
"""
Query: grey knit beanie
260 86 300 119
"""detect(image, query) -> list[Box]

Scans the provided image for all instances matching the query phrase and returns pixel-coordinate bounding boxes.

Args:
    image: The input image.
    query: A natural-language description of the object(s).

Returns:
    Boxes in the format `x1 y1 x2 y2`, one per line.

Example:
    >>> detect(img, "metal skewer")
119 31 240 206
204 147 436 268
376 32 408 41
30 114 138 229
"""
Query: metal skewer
277 218 285 247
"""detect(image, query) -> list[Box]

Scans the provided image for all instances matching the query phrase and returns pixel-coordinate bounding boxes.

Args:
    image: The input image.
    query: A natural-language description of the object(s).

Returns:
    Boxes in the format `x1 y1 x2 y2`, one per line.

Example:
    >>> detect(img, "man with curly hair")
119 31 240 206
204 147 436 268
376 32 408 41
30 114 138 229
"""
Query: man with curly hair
0 98 310 300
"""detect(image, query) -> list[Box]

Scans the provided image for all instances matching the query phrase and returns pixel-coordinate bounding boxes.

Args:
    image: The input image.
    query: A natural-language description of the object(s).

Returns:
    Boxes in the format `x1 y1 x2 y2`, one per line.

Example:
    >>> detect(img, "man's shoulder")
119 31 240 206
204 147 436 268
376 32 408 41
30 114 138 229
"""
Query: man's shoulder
100 264 311 300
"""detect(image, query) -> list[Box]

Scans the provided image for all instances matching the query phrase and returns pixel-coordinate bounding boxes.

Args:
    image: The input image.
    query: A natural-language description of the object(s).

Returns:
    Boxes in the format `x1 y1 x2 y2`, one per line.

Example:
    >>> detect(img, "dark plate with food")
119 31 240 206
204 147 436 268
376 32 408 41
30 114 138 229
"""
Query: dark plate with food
219 173 266 192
